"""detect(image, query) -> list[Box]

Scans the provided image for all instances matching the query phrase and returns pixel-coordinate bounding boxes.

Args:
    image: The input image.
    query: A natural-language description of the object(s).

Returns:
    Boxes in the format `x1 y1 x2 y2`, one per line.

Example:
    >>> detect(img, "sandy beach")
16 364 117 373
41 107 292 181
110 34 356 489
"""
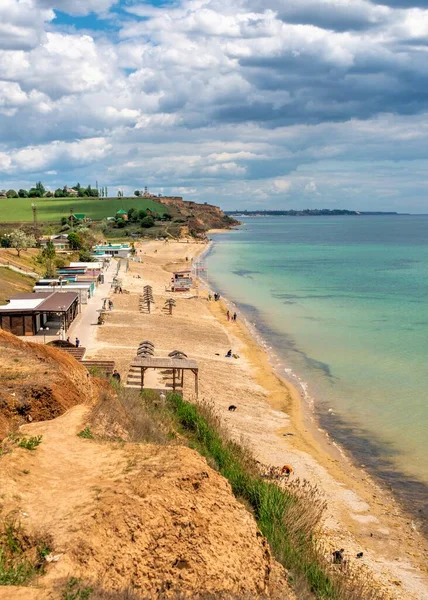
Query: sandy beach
87 238 428 600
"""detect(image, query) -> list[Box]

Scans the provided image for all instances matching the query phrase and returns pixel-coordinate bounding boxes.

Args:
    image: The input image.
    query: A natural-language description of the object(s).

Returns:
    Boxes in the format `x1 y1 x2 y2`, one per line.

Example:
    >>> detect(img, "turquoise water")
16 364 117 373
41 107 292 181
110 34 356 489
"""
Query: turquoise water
205 216 428 520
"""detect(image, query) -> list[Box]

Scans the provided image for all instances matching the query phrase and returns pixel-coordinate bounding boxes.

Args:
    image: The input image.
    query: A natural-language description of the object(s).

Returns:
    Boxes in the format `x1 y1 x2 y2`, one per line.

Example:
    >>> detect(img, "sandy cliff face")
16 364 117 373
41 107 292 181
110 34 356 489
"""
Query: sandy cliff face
157 197 240 234
0 330 95 440
0 332 290 599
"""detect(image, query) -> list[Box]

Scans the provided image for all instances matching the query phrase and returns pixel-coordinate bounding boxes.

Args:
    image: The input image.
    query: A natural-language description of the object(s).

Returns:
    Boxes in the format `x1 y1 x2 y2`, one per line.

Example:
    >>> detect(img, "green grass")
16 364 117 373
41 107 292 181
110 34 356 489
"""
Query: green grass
0 519 52 586
0 267 36 305
0 197 165 223
77 427 94 440
62 577 93 599
17 435 43 450
164 392 388 600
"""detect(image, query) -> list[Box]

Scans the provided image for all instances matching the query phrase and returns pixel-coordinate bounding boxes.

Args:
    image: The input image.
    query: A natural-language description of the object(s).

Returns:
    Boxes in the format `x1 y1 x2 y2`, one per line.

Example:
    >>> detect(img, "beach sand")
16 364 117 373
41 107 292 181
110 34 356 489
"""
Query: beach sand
88 238 428 600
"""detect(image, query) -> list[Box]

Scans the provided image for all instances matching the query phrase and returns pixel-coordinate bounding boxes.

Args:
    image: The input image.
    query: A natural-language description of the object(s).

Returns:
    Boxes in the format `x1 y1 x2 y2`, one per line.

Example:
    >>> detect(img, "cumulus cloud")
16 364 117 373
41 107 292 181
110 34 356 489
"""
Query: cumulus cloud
0 0 428 211
35 0 118 16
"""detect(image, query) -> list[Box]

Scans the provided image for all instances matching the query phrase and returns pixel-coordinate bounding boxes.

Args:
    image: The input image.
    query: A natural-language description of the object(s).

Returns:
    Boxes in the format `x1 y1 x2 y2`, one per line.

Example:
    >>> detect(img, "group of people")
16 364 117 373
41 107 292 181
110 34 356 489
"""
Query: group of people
102 299 114 310
226 310 237 322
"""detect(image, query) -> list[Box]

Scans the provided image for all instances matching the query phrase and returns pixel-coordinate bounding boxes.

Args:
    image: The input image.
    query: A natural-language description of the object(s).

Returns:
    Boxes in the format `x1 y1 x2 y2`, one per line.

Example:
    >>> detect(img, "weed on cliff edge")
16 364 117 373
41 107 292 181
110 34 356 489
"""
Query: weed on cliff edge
0 517 52 586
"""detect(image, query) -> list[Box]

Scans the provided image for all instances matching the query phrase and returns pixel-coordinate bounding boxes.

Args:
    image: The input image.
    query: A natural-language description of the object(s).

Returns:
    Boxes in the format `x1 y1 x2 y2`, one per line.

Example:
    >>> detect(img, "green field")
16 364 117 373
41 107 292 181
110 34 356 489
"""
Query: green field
0 197 166 223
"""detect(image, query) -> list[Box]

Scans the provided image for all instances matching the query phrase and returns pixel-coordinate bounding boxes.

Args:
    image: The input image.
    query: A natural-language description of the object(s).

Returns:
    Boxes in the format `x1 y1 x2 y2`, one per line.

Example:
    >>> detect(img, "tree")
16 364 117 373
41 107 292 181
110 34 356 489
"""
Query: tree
41 240 56 278
54 188 65 198
10 229 36 257
0 235 11 248
127 208 138 222
35 181 45 195
79 248 93 262
141 215 155 228
28 188 42 198
18 189 28 198
6 189 18 198
134 190 140 197
162 212 172 221
68 231 82 250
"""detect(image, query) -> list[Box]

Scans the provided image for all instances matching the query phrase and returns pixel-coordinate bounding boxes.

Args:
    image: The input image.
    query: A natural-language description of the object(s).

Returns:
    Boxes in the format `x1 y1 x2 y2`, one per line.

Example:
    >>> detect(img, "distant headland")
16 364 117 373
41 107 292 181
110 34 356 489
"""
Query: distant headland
225 209 406 217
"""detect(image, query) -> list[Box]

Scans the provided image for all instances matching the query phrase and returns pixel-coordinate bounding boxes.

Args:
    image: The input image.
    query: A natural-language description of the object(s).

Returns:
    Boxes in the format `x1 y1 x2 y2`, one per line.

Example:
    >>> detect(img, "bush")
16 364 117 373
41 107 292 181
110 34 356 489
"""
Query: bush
18 435 42 451
140 215 155 228
0 518 52 586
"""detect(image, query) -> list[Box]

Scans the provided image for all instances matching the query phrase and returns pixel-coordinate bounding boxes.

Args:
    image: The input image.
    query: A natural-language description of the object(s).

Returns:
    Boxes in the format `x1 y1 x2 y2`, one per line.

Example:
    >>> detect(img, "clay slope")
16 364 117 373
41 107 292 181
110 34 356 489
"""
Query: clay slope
0 330 94 440
0 407 289 599
0 332 290 599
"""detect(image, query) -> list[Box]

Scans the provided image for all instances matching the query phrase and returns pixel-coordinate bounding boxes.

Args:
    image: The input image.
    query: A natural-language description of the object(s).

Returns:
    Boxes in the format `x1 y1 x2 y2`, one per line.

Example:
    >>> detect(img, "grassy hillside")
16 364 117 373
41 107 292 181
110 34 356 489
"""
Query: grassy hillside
0 197 166 223
0 248 43 274
0 267 36 304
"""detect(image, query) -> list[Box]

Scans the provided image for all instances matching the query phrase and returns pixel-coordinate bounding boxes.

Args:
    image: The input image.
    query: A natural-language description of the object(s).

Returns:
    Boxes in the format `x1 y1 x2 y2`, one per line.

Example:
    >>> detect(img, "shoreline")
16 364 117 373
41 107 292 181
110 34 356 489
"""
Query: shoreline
204 230 428 532
198 236 428 597
91 238 428 600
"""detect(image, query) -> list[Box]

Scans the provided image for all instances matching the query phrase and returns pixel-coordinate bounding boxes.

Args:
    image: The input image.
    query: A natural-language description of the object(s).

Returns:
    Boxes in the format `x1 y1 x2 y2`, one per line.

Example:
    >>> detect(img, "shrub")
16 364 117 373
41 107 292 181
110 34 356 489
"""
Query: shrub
0 518 52 586
77 427 94 440
18 436 42 451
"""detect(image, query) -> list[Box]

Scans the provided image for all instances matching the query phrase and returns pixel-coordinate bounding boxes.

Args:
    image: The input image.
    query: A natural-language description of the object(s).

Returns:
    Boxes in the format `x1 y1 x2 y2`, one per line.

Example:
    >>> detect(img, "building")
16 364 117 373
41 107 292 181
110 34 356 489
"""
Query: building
172 270 193 291
93 243 131 258
39 234 71 251
116 209 128 221
64 186 79 197
0 291 79 336
33 283 94 304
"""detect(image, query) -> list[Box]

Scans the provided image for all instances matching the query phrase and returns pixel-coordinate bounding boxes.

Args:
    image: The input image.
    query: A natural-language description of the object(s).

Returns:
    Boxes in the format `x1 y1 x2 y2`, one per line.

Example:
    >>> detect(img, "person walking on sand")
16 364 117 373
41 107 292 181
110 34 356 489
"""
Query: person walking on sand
75 337 80 348
227 310 230 321
233 312 237 321
109 300 113 310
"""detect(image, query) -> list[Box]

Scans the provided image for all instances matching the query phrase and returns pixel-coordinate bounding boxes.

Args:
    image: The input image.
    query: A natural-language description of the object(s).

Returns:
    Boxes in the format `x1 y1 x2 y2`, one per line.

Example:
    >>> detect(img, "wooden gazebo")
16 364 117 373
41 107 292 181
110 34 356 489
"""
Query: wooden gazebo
130 357 199 397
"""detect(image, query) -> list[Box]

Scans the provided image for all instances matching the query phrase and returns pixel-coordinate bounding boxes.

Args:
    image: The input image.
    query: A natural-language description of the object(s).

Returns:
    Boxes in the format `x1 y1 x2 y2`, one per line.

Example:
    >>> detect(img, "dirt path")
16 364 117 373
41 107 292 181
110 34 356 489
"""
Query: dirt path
0 400 288 599
66 259 117 351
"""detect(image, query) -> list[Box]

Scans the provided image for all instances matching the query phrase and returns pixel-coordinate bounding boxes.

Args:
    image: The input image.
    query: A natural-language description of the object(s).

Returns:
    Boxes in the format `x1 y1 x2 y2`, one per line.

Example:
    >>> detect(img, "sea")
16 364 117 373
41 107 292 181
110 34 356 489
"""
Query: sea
204 215 428 525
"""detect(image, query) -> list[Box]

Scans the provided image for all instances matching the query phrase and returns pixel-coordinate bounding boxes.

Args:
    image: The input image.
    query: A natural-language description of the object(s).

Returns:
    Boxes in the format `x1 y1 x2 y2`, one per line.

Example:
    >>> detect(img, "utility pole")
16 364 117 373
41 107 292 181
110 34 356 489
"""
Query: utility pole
31 203 37 236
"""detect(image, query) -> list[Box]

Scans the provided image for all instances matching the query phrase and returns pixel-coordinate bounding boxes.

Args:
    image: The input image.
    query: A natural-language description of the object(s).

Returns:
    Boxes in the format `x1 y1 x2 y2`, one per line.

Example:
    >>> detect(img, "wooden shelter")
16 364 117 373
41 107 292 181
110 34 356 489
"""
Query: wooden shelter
130 357 199 397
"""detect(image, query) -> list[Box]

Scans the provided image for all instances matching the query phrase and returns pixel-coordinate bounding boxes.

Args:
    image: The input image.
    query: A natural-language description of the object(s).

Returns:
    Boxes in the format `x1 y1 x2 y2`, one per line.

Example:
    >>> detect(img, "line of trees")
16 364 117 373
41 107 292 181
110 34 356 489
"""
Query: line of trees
4 182 100 198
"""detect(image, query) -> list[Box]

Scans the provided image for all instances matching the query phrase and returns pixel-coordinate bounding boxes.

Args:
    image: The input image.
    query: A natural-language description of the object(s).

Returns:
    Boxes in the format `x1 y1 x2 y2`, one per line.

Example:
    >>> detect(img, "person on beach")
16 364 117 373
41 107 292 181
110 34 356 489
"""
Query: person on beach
109 300 113 310
233 312 237 321
208 294 212 301
75 337 80 348
226 349 232 358
112 370 121 383
227 310 230 321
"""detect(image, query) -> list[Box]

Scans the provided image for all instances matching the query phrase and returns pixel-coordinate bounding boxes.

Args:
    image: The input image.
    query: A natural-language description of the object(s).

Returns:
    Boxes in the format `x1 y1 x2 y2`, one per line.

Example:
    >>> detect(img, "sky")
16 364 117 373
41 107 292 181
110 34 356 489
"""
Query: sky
1 0 428 211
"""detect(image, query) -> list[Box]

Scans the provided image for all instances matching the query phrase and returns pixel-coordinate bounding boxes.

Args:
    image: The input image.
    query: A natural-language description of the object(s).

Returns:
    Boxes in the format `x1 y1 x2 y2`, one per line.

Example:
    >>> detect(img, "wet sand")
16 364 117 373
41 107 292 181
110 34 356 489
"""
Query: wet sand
89 238 428 600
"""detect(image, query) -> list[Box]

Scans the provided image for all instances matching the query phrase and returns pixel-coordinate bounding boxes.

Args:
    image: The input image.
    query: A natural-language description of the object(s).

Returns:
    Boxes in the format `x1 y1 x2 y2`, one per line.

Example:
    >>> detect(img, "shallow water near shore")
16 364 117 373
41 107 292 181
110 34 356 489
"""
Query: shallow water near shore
204 215 428 528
